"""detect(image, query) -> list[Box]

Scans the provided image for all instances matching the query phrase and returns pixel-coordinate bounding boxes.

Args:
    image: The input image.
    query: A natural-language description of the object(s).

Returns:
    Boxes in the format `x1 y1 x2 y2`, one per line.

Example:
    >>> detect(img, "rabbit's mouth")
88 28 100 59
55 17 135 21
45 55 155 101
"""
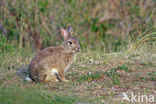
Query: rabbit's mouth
70 47 80 53
74 47 81 53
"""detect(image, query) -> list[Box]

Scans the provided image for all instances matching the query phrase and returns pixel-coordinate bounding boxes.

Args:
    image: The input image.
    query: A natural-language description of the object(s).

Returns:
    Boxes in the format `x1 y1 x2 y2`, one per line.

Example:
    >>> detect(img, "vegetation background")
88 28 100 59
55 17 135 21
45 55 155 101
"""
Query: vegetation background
0 0 156 104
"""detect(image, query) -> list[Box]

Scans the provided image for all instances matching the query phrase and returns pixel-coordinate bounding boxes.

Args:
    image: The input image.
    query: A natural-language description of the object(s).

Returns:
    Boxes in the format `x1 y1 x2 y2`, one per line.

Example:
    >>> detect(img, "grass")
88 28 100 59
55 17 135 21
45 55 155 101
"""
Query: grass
105 68 121 85
117 65 128 72
0 1 156 103
0 0 156 51
77 72 102 82
0 49 155 104
0 87 79 104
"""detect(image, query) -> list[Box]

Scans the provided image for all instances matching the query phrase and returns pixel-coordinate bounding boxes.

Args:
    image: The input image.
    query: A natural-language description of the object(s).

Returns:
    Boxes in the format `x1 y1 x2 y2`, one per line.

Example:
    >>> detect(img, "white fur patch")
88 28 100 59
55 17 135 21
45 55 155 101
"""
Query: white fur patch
51 69 58 75
25 77 32 82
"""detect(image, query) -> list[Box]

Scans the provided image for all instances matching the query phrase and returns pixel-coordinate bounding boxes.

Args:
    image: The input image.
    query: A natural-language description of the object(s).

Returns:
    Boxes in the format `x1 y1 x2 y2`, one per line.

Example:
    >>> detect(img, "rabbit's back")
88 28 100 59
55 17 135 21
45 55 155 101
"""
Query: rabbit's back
30 46 61 66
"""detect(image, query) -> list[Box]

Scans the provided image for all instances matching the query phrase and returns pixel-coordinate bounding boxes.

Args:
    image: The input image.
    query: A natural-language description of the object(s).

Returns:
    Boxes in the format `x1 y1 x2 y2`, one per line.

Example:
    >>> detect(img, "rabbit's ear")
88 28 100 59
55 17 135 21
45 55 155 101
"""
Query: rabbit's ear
61 28 68 40
67 26 73 35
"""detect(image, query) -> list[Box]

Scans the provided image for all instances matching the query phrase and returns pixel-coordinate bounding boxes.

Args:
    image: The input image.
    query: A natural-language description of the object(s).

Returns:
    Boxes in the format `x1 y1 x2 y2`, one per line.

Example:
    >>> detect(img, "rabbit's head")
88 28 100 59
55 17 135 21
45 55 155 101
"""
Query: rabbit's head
61 26 80 53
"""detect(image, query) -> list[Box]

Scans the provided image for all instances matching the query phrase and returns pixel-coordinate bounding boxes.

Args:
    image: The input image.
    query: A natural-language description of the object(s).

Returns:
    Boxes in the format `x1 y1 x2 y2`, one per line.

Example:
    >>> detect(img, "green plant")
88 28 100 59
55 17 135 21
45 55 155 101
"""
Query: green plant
0 0 155 52
0 35 15 52
106 68 120 85
117 64 128 72
78 72 101 82
148 71 156 76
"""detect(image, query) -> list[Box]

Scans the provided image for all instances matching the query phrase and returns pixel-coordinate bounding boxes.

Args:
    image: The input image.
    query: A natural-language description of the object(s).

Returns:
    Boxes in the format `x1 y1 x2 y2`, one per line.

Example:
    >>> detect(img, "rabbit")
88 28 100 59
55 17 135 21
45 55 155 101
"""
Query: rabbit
28 26 80 82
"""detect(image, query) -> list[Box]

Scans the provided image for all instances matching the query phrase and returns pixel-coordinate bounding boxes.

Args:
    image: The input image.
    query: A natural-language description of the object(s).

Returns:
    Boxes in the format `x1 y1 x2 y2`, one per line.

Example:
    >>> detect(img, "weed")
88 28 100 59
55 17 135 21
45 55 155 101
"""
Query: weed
0 0 156 52
117 64 128 72
140 61 154 67
148 71 156 76
106 68 120 85
133 81 139 85
81 67 91 70
0 35 15 52
140 76 156 81
78 72 101 82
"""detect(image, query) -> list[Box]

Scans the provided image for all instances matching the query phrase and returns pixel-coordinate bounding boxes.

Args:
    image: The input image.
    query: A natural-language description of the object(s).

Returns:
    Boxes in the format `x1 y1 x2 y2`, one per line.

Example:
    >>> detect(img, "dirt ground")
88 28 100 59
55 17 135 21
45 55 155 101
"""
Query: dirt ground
0 51 156 104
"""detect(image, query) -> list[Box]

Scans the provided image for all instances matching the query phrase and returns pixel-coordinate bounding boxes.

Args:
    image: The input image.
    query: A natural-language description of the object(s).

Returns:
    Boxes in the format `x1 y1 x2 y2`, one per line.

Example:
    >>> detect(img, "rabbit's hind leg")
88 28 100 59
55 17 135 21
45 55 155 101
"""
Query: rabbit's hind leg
35 70 47 82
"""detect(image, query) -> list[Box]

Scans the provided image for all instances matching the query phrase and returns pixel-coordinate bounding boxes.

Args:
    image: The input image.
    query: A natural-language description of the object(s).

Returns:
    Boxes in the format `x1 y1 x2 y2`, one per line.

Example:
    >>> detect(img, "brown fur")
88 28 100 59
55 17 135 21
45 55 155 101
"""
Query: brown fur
29 27 80 82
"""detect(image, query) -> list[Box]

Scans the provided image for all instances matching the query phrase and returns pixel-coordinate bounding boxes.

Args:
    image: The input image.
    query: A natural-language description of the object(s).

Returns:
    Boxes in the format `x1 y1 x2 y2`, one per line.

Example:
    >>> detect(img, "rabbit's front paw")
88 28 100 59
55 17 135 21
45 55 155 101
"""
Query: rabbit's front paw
62 78 70 82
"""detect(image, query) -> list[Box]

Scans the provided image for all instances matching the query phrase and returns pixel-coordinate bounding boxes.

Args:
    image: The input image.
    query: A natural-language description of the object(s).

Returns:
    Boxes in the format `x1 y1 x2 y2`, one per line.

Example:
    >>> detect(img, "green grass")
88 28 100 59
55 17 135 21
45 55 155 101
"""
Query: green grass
0 87 79 104
148 71 156 76
0 49 155 104
0 0 156 52
105 68 121 85
117 65 128 72
77 72 102 82
0 0 156 104
140 76 156 81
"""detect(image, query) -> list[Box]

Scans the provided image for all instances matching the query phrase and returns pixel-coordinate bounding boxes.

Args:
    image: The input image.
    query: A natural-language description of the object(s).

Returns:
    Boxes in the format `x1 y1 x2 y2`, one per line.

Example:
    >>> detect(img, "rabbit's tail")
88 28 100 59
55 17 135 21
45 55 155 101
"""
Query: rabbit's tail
17 65 32 82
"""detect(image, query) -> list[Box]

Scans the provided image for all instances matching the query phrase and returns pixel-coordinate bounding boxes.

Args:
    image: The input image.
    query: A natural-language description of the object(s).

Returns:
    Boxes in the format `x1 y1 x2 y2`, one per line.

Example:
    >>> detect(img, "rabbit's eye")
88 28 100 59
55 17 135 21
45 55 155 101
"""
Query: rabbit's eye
69 41 72 45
